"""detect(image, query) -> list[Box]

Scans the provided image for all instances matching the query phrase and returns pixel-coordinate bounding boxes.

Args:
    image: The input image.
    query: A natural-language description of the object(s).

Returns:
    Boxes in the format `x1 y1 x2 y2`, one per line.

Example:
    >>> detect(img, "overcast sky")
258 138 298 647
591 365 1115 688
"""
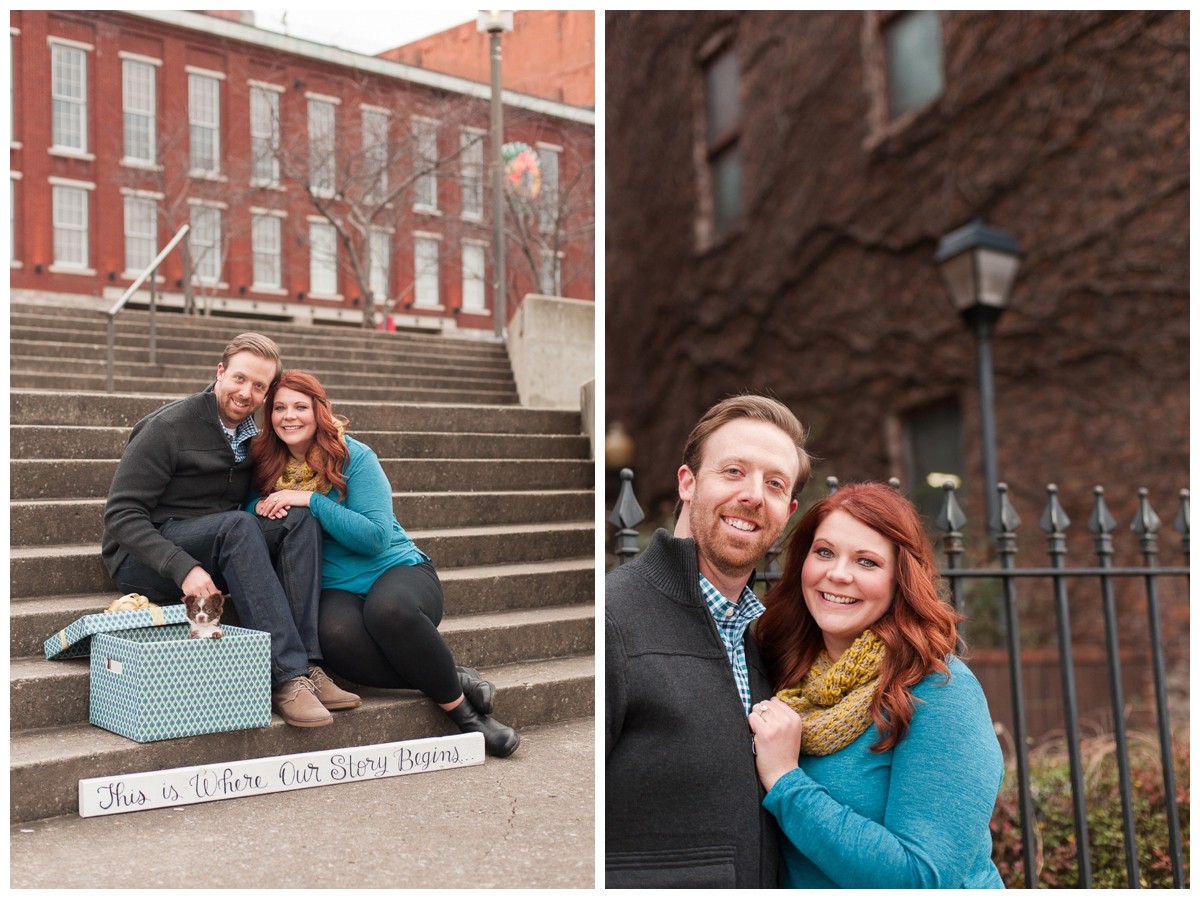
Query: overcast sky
250 9 479 56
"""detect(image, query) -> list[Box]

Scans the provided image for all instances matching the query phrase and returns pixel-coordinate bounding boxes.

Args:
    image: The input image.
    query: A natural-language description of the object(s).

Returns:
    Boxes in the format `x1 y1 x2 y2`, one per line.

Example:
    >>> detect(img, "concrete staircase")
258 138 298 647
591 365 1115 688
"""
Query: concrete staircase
9 302 596 823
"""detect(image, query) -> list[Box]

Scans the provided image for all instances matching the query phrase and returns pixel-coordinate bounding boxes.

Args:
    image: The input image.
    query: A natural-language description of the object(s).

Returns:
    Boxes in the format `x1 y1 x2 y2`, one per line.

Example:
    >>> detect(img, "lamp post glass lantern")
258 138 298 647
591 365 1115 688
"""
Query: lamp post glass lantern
478 10 514 338
934 220 1022 532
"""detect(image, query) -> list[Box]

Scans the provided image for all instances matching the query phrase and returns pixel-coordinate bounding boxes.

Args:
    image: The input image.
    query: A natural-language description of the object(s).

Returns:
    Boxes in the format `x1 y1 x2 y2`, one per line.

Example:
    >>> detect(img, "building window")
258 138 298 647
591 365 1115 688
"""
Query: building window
309 221 337 295
188 73 220 175
52 184 89 268
189 205 222 284
123 195 157 274
462 241 486 312
121 58 156 165
413 118 439 212
414 236 440 306
308 97 336 197
362 107 389 204
702 44 741 241
884 11 944 117
251 214 282 289
369 228 390 300
250 85 280 186
537 144 560 236
903 400 964 527
460 127 485 220
51 42 87 153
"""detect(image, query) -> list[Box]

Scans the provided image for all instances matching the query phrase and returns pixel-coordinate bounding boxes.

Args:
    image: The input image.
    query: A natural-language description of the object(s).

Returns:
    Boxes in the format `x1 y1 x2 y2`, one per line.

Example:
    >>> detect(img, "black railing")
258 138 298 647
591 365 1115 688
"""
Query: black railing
607 469 1189 888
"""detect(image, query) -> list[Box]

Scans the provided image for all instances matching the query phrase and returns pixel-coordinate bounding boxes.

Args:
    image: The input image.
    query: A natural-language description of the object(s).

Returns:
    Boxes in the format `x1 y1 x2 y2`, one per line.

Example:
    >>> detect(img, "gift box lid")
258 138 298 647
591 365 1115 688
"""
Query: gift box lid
45 603 189 661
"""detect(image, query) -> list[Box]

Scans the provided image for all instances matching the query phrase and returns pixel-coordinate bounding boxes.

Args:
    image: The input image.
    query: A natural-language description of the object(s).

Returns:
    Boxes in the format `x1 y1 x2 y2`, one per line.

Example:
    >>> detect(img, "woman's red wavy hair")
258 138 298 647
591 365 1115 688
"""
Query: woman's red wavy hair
757 482 961 752
251 370 349 498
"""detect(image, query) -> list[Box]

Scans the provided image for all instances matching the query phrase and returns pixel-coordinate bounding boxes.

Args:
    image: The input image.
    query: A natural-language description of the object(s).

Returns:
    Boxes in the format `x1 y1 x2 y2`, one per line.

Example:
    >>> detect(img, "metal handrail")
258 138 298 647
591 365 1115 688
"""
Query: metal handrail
104 223 190 392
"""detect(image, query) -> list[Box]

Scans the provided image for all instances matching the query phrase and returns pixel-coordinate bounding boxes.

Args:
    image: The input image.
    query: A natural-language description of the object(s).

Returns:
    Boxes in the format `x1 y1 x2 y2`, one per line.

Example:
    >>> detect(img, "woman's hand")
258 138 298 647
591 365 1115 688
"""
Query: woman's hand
748 697 804 793
254 489 313 519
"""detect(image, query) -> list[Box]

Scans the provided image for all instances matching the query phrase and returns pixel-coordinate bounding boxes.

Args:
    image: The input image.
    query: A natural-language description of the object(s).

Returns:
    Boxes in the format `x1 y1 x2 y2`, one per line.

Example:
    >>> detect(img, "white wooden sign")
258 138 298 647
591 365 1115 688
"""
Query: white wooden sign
78 732 485 817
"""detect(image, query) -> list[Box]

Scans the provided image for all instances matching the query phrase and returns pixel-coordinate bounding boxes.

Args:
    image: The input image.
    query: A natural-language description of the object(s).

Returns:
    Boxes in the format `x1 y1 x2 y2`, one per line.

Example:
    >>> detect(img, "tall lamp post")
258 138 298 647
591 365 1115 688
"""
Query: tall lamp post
478 10 513 339
934 220 1022 532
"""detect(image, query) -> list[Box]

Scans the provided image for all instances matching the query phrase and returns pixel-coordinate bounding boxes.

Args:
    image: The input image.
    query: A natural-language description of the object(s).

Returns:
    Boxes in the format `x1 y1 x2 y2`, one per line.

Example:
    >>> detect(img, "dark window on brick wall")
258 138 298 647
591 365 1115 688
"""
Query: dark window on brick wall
903 399 964 528
703 44 741 239
883 11 944 118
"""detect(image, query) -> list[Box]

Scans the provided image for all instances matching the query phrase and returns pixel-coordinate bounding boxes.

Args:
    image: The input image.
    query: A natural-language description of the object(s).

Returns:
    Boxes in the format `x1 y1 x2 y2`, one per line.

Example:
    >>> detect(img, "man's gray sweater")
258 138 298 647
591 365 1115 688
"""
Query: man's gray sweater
605 528 781 888
101 389 253 586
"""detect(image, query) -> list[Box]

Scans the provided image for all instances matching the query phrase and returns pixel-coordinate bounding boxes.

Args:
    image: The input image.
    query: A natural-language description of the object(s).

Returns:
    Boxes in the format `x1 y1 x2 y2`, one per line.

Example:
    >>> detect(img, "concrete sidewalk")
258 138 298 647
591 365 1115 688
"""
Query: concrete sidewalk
10 717 595 889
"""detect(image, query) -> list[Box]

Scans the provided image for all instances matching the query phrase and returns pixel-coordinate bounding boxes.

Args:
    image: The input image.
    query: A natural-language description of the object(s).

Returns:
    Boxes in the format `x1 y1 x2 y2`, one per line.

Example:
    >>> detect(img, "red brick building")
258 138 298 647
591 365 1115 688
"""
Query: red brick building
380 11 595 109
10 10 595 333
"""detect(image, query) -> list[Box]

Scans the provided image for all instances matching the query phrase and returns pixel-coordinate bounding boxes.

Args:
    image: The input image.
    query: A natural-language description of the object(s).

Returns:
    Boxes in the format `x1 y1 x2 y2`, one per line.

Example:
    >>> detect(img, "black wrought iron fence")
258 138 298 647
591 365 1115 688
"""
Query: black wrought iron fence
607 469 1189 888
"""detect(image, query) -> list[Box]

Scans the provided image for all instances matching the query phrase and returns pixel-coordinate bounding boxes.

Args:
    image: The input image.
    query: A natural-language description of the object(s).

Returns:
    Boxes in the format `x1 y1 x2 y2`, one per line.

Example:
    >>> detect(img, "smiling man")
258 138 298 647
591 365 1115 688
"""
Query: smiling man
102 333 358 728
605 394 812 889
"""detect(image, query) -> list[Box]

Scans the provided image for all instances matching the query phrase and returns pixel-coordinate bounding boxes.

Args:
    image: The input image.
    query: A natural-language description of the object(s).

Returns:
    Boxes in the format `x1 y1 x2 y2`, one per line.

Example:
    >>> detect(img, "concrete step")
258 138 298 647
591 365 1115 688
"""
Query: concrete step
10 653 595 823
10 306 511 349
11 558 595 656
11 353 517 390
11 391 582 434
13 602 594 732
11 525 594 599
11 302 512 348
11 425 590 462
11 371 519 405
11 522 594 597
10 491 595 546
11 458 593 501
10 322 510 365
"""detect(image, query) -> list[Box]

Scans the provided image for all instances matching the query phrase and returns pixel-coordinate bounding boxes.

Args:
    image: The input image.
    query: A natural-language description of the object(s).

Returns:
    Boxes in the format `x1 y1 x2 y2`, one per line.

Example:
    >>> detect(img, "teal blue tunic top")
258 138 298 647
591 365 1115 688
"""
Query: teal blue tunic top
249 435 428 594
763 656 1005 889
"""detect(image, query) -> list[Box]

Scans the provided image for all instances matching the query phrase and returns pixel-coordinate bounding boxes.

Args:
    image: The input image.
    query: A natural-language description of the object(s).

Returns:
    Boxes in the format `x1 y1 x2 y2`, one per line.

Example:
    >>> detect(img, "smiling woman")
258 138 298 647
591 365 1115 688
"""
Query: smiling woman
752 483 1005 888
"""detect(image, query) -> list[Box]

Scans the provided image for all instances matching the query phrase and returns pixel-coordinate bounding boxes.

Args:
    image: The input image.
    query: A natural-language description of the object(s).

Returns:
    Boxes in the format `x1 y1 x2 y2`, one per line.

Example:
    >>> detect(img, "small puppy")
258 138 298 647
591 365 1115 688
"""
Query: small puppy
183 593 225 639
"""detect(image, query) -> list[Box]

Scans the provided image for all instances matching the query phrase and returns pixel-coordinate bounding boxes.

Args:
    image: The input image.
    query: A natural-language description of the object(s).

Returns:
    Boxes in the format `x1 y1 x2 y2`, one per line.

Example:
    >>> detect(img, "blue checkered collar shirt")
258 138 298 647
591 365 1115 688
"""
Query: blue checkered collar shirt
699 573 766 716
219 415 259 464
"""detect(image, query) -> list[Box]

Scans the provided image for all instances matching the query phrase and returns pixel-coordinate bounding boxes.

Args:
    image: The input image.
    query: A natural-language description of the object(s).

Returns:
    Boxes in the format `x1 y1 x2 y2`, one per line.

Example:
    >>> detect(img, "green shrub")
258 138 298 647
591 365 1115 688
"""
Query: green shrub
990 730 1189 888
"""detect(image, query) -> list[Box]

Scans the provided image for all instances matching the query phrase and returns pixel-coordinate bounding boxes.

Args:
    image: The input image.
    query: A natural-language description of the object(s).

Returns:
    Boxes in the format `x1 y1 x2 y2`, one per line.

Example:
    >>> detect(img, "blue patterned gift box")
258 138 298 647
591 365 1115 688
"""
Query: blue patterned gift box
46 606 272 743
90 624 271 742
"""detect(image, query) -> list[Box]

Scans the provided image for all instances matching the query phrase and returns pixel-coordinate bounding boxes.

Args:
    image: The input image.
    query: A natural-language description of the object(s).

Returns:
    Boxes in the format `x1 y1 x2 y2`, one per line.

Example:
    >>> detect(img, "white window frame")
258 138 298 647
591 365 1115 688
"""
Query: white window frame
189 203 224 285
307 95 337 198
362 106 389 204
309 219 338 297
461 240 487 313
188 71 222 176
50 40 89 155
413 233 441 307
251 212 283 290
121 55 158 167
50 179 93 272
369 227 391 300
122 193 158 276
249 82 282 187
412 117 439 213
460 127 485 221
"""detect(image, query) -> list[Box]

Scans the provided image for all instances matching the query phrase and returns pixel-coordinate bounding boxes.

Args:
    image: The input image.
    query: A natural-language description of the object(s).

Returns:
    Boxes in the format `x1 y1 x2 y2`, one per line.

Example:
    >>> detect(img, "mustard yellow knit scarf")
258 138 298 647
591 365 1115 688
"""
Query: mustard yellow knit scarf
775 629 886 756
274 422 345 495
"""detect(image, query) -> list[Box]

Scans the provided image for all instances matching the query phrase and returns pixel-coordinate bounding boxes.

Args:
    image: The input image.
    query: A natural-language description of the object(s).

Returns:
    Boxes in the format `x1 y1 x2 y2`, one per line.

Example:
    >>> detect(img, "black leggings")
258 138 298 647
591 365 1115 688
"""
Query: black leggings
317 561 462 705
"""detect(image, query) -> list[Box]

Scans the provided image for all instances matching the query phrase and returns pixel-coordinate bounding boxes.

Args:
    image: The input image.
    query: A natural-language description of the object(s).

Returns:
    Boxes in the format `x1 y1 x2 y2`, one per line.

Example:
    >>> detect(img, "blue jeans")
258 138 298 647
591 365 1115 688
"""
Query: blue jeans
113 509 321 686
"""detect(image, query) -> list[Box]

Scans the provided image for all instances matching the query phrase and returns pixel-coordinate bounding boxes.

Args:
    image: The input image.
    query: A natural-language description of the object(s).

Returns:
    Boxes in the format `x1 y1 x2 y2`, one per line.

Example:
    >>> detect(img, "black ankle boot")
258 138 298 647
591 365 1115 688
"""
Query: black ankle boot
445 697 520 758
456 666 496 715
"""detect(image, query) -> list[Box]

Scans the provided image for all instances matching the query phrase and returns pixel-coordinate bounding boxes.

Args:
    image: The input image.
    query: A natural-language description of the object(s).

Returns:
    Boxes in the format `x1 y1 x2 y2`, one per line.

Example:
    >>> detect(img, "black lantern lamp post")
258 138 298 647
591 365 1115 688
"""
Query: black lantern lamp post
934 220 1022 532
